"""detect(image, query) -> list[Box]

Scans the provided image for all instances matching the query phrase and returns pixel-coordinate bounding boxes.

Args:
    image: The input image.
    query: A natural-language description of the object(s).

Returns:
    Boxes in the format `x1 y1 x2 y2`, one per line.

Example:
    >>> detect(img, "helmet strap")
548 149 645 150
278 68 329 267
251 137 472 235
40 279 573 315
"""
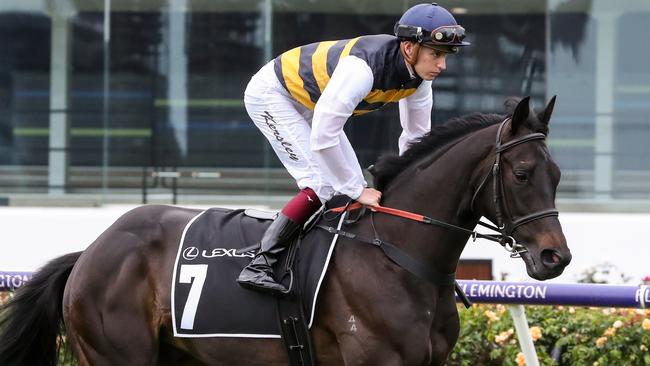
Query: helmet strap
400 41 420 66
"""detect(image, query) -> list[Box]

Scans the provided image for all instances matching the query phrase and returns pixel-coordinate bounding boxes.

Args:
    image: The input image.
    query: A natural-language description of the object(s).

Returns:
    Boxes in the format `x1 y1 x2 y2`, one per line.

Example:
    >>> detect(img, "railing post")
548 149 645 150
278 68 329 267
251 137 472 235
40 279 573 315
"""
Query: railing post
172 175 178 205
142 166 148 204
507 304 539 366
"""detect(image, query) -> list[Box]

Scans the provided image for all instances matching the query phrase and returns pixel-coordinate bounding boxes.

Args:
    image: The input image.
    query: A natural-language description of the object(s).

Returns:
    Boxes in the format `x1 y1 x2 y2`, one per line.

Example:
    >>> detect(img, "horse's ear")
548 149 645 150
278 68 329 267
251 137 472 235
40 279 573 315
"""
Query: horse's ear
510 96 531 133
367 164 377 176
537 95 557 126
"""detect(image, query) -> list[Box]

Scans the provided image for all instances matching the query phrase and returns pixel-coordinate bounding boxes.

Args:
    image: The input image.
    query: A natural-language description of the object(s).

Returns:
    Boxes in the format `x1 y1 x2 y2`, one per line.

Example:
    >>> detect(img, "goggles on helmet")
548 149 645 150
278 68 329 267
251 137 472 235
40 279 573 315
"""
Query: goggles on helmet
429 25 466 45
394 24 467 46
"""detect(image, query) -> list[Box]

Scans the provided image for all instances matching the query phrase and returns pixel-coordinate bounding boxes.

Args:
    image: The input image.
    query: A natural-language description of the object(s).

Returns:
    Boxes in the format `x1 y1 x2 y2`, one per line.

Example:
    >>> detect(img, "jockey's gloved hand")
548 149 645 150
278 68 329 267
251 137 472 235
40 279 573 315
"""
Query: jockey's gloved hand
357 188 382 207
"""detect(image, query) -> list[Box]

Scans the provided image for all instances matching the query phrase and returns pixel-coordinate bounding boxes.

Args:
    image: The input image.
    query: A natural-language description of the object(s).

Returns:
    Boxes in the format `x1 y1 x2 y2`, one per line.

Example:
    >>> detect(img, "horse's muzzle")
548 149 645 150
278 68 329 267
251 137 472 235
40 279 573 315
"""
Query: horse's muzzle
523 246 571 280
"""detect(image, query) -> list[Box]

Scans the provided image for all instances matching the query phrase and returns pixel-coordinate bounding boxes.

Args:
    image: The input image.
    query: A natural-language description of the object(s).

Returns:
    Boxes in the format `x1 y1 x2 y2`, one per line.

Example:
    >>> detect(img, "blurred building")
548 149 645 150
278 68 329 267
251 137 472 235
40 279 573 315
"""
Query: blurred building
0 0 649 209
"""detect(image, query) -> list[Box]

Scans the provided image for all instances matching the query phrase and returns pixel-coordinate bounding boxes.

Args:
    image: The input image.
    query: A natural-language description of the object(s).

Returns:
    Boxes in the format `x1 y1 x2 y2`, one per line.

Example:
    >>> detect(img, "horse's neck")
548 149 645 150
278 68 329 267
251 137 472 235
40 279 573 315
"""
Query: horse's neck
375 126 496 274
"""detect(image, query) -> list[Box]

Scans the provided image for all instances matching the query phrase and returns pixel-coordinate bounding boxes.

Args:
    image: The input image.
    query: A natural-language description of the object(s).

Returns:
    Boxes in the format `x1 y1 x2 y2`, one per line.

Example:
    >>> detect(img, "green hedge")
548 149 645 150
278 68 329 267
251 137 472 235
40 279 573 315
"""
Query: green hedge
449 304 650 366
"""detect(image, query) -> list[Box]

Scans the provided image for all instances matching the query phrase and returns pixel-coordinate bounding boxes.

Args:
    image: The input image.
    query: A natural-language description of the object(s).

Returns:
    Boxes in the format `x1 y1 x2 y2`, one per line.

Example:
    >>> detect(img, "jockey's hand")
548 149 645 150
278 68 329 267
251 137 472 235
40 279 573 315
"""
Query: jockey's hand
357 188 382 207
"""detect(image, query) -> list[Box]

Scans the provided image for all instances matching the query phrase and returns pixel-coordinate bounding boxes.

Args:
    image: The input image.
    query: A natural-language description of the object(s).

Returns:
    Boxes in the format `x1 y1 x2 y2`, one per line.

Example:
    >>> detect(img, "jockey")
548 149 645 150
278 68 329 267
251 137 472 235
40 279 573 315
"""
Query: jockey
237 3 470 293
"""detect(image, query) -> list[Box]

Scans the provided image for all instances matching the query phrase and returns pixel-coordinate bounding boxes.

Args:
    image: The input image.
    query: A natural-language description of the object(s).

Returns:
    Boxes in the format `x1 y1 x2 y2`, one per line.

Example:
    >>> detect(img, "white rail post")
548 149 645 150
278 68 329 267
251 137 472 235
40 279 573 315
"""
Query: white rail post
507 304 539 366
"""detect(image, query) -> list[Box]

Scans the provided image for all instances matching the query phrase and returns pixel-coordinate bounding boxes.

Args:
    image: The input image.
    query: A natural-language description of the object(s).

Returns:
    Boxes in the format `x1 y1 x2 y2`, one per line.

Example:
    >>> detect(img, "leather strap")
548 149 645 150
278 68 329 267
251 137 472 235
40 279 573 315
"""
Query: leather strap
510 209 559 232
317 225 456 286
276 237 316 366
330 202 503 243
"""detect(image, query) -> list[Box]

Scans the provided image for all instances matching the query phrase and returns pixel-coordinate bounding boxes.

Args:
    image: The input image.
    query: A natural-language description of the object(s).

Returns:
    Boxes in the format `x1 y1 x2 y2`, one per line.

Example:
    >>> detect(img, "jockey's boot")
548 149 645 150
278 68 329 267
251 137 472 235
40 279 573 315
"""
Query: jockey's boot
236 212 301 293
237 187 322 294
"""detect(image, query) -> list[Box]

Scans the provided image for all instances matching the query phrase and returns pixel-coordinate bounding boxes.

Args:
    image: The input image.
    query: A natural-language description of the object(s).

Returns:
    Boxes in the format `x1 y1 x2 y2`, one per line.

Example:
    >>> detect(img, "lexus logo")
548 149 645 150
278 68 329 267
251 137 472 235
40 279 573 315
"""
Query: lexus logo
182 246 199 261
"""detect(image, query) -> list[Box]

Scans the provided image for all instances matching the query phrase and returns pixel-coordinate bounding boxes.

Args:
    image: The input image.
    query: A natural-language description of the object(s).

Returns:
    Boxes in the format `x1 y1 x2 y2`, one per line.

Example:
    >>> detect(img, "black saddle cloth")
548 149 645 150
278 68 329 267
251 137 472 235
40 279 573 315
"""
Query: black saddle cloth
171 207 342 338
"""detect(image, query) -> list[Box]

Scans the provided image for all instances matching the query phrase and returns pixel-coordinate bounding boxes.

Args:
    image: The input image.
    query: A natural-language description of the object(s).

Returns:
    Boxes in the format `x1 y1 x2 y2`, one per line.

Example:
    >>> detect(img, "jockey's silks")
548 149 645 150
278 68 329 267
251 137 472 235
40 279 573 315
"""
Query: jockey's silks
273 34 423 116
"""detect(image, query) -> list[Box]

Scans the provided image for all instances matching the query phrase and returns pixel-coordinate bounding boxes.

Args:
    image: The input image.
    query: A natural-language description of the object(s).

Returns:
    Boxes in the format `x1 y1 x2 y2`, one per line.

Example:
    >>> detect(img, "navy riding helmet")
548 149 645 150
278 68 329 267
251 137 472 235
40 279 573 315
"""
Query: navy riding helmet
394 3 470 53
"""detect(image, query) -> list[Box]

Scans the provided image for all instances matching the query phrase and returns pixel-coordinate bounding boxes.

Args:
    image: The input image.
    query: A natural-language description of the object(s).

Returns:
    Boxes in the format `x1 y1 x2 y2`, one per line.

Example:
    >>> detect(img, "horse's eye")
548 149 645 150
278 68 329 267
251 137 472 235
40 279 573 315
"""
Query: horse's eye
514 170 528 182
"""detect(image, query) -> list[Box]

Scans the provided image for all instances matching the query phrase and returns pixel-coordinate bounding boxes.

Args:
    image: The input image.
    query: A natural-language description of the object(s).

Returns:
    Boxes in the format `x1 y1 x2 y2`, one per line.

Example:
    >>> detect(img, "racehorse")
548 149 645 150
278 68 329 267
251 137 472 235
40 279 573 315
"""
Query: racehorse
0 96 570 365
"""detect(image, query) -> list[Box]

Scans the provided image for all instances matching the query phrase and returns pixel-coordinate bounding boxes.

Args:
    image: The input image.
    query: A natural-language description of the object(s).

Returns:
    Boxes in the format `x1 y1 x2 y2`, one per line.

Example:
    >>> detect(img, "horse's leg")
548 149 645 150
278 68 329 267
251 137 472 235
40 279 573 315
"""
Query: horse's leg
64 296 159 366
63 227 163 365
428 292 461 366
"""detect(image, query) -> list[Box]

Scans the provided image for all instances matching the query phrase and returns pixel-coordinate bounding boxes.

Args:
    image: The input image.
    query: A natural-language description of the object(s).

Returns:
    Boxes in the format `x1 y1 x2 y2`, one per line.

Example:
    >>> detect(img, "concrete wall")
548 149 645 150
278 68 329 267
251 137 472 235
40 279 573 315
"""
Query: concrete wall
0 205 647 284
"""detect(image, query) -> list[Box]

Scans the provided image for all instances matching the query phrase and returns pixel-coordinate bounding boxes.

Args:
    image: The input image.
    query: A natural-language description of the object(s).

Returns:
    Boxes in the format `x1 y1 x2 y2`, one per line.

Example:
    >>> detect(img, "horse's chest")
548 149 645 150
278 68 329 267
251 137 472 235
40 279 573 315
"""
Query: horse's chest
317 248 461 364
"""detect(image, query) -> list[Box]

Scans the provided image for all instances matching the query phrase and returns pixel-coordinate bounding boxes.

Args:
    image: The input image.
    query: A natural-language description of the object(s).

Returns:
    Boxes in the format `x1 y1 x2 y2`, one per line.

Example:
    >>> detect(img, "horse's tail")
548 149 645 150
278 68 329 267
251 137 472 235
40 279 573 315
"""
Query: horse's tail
0 251 82 366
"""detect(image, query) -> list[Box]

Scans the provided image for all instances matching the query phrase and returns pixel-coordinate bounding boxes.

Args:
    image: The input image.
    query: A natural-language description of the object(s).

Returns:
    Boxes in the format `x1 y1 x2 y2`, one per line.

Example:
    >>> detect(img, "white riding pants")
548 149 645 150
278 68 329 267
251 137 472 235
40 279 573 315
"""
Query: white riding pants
244 62 360 202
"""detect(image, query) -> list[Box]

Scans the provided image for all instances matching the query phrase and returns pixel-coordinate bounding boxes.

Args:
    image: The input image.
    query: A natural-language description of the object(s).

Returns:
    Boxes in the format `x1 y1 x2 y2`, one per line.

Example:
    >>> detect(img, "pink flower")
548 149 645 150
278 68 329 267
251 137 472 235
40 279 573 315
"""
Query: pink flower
530 326 542 342
643 318 650 331
484 310 500 322
515 352 526 366
643 275 650 284
495 331 510 345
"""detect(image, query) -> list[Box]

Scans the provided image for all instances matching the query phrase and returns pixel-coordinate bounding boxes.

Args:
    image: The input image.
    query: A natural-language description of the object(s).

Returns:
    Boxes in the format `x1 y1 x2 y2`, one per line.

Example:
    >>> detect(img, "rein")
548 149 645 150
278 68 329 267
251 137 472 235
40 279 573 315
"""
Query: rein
328 202 506 245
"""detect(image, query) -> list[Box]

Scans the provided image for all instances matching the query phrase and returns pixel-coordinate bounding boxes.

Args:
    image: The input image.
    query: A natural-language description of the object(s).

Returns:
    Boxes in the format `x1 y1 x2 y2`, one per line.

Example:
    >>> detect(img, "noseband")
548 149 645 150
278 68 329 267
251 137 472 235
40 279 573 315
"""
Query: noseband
470 118 559 257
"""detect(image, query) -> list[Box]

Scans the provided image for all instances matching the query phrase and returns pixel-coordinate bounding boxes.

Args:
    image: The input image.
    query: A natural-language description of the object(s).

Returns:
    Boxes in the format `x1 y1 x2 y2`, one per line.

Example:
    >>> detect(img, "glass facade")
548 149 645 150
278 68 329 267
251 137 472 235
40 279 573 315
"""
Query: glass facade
0 0 649 208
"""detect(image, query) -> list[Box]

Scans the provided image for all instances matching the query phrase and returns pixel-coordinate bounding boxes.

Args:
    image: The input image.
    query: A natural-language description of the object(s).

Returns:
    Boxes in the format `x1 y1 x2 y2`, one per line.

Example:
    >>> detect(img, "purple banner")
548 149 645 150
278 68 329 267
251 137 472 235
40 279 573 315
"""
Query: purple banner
457 280 649 308
1 272 648 308
0 272 33 291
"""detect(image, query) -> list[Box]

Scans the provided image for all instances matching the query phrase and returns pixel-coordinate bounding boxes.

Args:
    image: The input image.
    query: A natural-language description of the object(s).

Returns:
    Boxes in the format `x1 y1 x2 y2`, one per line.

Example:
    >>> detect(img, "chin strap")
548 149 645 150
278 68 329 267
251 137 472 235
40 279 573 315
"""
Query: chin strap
400 41 420 66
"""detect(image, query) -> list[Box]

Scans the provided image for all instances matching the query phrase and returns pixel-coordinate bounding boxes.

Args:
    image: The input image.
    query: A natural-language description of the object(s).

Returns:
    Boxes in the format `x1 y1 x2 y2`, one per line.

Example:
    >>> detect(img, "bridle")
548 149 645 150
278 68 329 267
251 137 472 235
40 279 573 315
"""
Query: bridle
326 118 559 259
318 117 560 292
470 118 559 258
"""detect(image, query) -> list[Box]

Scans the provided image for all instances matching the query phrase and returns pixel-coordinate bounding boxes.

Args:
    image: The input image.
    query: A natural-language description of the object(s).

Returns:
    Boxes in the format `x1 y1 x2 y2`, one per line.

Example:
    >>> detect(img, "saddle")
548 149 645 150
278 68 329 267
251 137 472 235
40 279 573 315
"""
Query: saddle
171 198 351 366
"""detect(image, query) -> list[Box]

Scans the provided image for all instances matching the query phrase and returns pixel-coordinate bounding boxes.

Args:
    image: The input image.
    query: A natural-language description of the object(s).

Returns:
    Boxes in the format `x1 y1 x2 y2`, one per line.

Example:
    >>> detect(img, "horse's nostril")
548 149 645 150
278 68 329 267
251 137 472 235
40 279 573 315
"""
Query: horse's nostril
541 249 562 268
551 252 560 263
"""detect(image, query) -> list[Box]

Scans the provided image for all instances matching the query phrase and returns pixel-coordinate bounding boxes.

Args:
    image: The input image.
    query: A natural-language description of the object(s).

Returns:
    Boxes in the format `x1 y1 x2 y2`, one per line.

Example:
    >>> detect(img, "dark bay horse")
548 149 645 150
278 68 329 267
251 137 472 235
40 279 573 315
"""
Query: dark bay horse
0 96 571 365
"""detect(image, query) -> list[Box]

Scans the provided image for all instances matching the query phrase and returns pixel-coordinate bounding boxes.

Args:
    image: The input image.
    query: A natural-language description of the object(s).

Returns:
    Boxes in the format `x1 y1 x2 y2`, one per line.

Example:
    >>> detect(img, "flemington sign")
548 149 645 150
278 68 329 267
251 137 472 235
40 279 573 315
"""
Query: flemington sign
456 280 649 308
0 271 33 291
0 272 648 309
459 281 549 300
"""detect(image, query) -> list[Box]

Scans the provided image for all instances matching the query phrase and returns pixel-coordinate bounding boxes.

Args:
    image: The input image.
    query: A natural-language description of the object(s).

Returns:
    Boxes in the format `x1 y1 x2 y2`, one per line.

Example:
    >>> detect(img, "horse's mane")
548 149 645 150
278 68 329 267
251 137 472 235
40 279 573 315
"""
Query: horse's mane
371 97 541 190
371 113 503 190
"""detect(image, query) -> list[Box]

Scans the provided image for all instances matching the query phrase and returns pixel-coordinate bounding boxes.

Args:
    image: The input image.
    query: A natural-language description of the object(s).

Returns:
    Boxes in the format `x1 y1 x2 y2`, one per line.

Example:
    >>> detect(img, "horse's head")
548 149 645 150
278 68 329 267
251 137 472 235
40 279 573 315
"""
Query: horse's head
475 96 571 280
